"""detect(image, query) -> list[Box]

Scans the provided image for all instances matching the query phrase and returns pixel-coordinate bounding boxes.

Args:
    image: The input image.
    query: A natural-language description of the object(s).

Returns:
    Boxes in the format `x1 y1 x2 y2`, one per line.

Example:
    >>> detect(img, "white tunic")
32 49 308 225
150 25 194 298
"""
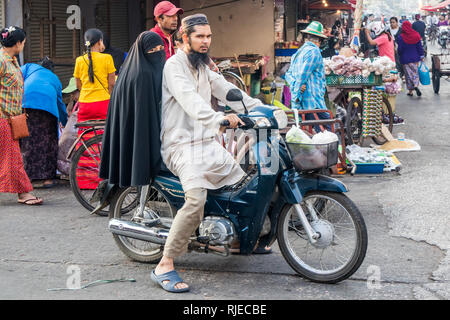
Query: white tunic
160 50 262 192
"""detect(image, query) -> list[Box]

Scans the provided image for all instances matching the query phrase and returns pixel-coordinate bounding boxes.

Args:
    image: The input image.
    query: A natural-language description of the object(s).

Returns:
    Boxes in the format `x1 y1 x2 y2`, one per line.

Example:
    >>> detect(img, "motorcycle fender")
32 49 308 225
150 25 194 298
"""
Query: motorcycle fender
280 171 348 204
298 173 348 195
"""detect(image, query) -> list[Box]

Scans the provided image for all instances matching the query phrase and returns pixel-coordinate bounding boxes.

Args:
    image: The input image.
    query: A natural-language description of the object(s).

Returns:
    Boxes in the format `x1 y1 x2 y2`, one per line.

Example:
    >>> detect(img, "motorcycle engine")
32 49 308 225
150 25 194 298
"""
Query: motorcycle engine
199 216 236 246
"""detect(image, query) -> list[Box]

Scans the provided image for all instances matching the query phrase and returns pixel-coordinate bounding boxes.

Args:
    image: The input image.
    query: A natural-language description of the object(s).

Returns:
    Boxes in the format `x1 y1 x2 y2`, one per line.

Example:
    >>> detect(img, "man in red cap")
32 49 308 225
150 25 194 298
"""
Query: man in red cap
150 1 184 59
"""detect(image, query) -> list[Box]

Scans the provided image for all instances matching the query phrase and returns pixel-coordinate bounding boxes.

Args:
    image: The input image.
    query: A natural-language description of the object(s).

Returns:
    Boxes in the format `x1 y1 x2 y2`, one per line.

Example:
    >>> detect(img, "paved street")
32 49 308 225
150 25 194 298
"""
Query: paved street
1 54 449 300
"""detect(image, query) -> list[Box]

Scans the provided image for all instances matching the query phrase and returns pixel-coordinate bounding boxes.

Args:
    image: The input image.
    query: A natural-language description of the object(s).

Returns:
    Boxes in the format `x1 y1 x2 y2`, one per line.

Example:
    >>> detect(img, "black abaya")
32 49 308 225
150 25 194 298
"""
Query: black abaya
99 31 165 187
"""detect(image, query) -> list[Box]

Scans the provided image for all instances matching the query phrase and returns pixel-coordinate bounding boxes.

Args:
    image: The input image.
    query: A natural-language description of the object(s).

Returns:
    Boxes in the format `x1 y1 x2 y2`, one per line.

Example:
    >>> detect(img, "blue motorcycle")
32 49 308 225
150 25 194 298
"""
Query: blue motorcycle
107 89 368 284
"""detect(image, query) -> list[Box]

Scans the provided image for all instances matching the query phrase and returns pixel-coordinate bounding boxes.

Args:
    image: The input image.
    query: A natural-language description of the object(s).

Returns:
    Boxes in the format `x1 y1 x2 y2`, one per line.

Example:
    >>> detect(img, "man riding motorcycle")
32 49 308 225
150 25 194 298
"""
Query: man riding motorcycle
151 14 268 293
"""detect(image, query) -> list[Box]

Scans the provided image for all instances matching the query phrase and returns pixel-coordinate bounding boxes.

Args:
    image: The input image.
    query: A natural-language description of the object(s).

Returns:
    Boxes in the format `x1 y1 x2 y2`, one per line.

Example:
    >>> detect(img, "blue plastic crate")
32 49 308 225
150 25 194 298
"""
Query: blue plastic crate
354 162 385 174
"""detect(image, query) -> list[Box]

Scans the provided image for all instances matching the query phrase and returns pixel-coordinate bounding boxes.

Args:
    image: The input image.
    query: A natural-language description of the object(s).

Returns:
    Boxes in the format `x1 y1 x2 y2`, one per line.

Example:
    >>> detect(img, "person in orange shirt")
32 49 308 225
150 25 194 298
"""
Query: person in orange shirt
73 28 116 190
150 1 184 59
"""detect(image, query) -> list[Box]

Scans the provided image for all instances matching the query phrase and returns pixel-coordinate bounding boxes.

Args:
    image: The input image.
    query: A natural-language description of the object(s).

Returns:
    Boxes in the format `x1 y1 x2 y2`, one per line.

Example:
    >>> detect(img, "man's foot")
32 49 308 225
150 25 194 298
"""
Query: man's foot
151 269 189 293
154 259 189 291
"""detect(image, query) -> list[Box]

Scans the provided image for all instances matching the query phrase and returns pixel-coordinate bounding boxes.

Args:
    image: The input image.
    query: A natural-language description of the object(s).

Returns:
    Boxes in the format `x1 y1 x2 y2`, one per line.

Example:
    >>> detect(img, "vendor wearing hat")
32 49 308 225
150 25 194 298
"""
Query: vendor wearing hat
285 21 330 132
150 1 184 59
62 77 80 117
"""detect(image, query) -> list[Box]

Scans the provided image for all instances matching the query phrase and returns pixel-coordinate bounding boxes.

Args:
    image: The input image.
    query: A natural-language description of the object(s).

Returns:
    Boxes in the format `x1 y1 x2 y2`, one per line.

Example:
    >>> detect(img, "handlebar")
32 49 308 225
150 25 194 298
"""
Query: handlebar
220 115 255 129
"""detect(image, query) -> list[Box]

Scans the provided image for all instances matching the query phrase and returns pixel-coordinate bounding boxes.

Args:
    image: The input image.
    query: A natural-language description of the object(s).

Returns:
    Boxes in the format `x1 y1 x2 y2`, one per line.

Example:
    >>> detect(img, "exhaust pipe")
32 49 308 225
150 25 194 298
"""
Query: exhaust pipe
108 219 169 245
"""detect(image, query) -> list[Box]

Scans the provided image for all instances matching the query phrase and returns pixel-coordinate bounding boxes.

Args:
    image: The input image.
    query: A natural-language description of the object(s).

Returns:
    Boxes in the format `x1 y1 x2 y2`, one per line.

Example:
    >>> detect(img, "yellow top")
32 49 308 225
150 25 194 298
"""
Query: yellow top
74 52 116 103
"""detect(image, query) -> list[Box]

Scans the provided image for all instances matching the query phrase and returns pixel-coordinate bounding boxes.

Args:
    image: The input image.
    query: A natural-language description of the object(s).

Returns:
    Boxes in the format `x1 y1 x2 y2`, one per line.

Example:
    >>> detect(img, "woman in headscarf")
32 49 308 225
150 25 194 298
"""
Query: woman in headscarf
99 31 165 187
397 21 424 97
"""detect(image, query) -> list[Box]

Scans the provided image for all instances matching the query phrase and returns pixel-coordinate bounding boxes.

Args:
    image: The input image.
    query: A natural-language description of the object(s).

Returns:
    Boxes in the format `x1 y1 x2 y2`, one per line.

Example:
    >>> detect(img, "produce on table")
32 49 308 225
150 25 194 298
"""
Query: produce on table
384 78 402 95
324 54 396 78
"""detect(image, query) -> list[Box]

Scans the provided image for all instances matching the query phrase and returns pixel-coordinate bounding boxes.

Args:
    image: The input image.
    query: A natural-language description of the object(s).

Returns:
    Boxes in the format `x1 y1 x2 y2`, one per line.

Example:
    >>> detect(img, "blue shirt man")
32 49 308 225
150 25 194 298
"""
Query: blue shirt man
285 41 326 111
285 21 330 131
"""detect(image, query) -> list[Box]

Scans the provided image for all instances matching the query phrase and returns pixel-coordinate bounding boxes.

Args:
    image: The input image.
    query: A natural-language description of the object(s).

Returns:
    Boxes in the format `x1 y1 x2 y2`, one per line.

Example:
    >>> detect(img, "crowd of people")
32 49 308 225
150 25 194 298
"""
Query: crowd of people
316 12 430 98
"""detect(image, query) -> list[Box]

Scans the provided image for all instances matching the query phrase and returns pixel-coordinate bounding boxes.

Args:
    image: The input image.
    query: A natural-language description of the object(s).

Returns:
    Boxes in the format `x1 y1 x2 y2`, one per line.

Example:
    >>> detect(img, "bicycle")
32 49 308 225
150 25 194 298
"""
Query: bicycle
67 120 108 215
67 120 137 216
330 83 393 146
210 60 247 113
217 59 247 92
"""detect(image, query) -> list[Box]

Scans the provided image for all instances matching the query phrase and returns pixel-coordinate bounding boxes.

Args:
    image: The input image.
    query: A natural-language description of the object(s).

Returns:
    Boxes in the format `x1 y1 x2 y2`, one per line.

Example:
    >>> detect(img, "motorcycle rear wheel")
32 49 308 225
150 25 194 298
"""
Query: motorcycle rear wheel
277 191 367 284
109 186 176 263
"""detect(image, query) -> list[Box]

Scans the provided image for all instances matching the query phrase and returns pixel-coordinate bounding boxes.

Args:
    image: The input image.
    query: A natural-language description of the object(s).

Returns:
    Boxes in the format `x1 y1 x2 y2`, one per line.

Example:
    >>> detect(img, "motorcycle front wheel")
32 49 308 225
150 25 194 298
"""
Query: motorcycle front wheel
277 191 368 284
109 186 176 263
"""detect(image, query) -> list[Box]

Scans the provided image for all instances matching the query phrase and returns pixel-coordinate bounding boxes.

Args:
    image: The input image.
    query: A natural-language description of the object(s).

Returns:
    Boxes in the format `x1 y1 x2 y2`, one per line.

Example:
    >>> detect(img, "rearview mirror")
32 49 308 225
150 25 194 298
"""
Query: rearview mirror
226 89 243 102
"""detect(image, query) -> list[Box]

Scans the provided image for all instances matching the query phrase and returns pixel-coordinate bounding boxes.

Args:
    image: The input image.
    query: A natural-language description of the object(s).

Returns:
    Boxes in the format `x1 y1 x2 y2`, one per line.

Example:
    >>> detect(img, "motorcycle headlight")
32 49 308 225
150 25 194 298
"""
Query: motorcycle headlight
254 117 272 128
273 109 288 129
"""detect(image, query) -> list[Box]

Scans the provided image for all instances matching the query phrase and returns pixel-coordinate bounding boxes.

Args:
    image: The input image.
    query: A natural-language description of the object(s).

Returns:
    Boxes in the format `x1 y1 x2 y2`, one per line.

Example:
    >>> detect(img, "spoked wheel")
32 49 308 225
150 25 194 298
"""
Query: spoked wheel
213 71 246 113
277 191 368 284
222 70 246 91
69 135 137 216
70 135 106 214
373 96 394 145
345 97 363 145
109 186 177 263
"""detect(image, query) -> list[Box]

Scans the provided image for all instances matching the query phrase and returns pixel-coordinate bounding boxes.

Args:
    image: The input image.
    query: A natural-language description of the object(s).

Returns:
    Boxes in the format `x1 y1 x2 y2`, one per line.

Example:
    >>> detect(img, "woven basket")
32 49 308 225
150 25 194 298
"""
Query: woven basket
326 73 383 87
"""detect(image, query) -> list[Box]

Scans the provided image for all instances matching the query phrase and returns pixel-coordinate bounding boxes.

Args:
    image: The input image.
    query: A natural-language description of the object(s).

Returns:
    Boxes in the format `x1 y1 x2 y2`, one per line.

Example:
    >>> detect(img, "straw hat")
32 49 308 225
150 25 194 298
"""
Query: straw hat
300 21 328 39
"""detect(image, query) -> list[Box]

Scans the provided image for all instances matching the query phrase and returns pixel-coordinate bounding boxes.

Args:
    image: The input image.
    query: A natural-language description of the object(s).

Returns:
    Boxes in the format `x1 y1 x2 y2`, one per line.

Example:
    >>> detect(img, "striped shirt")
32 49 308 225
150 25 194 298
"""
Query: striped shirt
285 41 327 110
0 49 24 119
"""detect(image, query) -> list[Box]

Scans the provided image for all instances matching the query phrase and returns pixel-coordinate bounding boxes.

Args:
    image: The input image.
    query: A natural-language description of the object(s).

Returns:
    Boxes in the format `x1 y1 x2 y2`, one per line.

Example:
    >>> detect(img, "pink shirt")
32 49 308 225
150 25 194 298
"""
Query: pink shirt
374 34 395 63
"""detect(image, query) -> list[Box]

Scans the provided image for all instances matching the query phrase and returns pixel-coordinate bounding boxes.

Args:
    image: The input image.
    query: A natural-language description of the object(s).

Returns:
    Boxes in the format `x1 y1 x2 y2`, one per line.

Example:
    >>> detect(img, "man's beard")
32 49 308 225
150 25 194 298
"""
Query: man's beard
187 47 210 70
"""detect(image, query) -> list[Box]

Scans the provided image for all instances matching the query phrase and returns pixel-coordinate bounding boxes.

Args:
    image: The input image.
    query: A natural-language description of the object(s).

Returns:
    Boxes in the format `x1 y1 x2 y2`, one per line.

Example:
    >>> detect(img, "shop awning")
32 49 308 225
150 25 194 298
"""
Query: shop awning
421 0 450 11
308 0 353 11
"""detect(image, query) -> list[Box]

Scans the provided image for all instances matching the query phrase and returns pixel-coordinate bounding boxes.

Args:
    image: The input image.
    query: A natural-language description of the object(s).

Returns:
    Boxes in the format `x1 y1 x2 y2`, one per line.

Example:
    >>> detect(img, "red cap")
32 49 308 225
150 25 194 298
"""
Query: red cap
154 1 184 17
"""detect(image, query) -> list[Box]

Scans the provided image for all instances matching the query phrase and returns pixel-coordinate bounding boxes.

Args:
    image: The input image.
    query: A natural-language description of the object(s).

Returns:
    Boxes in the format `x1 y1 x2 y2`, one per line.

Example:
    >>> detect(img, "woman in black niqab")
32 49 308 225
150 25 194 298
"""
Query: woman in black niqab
99 31 166 187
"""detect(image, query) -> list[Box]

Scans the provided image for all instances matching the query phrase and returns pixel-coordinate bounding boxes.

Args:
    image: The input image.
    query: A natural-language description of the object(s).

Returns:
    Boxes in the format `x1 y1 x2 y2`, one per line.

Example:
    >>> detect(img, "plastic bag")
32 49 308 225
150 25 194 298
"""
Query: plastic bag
311 130 339 144
418 62 431 86
286 125 313 144
57 110 78 175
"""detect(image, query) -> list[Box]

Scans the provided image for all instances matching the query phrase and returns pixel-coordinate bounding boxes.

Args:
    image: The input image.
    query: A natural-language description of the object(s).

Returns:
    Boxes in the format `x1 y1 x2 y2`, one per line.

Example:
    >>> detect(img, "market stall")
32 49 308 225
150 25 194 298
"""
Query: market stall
212 54 269 97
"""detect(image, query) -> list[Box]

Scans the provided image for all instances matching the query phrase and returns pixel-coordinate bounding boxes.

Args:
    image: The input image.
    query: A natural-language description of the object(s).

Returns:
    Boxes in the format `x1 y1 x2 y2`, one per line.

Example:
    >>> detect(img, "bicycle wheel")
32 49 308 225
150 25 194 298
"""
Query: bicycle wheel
277 191 368 284
70 135 106 214
222 71 246 91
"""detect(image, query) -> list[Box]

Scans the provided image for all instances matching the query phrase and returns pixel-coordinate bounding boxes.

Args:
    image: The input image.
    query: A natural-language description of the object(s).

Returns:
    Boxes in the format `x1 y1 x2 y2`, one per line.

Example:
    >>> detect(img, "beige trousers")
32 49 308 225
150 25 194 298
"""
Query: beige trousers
163 188 207 258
